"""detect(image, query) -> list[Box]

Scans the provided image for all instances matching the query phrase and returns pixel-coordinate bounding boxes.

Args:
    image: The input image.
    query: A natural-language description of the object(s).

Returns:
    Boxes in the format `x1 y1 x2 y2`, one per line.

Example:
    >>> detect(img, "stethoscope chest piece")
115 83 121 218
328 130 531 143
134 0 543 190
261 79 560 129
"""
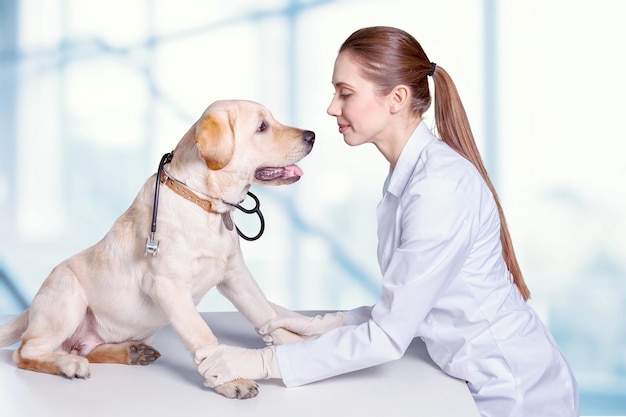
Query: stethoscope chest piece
145 232 159 257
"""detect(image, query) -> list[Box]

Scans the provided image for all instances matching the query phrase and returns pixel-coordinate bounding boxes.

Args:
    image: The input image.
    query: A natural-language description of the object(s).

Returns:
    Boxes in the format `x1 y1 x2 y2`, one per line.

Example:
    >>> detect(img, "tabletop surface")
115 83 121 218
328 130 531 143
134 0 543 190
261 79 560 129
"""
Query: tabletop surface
0 311 480 417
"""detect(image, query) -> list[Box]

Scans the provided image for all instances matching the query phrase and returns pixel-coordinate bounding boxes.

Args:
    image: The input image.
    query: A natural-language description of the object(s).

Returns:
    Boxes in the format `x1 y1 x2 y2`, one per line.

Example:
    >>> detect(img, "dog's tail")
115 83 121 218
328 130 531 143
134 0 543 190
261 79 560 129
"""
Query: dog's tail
0 309 28 347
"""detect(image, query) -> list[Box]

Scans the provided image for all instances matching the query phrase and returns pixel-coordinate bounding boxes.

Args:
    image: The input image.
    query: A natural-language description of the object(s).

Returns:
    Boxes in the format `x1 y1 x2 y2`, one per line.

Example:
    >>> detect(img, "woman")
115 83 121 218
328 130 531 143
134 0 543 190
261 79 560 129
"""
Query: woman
196 26 579 417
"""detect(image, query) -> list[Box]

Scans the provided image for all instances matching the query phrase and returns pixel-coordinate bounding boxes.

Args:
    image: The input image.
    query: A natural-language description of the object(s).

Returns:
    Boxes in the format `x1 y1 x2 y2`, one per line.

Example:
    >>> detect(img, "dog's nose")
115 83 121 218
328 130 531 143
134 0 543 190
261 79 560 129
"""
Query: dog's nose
302 130 315 145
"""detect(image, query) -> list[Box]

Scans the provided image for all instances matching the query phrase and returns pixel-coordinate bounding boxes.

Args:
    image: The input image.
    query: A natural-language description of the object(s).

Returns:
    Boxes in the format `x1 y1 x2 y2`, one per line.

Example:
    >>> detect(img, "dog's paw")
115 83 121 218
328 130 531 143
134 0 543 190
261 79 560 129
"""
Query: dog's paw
129 343 161 365
214 379 259 399
58 355 91 379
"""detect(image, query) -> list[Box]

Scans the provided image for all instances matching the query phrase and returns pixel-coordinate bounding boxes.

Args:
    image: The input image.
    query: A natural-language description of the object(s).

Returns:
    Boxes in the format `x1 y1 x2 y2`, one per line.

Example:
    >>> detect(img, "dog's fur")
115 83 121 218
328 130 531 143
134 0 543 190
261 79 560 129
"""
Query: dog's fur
0 100 314 399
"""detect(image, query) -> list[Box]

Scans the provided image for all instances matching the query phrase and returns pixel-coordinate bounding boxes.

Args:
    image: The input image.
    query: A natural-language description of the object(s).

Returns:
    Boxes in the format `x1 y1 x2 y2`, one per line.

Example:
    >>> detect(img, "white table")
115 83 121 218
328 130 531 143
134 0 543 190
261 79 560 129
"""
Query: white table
0 312 480 417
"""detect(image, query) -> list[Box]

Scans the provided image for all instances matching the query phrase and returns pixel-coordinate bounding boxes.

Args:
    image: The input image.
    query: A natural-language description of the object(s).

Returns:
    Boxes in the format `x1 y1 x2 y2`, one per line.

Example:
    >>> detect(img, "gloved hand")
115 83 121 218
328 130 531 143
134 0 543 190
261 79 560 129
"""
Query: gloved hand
194 344 280 388
259 305 349 341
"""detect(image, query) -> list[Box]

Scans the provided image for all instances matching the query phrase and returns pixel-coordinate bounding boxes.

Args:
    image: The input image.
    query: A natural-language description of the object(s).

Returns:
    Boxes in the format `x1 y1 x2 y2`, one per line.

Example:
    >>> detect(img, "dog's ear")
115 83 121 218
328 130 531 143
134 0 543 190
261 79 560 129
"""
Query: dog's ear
195 109 235 170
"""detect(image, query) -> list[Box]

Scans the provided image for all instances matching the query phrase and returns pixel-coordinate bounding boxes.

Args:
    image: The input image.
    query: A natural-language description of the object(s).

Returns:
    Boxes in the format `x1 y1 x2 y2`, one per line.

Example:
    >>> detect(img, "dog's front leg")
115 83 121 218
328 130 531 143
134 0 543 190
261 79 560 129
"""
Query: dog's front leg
143 273 217 352
143 273 259 399
218 262 304 345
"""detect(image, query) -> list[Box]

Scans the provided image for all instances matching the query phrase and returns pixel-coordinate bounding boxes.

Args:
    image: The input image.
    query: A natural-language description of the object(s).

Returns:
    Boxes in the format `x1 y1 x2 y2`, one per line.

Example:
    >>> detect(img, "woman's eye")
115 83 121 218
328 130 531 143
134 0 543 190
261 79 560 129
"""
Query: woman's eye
257 121 268 132
332 90 352 99
337 90 352 98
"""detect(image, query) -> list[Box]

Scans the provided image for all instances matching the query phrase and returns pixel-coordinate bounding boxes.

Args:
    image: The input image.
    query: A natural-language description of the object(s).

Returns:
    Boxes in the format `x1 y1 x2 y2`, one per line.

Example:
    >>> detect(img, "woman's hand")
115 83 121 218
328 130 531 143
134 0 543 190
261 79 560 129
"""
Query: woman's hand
260 304 349 342
194 344 281 388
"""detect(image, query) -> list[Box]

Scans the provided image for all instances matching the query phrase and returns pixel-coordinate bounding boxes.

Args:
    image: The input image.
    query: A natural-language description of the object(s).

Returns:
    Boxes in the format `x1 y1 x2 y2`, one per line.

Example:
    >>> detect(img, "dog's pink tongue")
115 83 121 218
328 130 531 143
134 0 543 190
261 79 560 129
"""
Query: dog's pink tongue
283 164 303 178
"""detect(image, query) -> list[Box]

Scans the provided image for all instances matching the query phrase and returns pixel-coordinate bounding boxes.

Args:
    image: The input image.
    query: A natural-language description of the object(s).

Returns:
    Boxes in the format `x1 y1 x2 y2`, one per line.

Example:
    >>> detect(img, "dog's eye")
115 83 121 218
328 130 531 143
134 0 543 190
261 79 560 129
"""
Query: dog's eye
257 121 268 132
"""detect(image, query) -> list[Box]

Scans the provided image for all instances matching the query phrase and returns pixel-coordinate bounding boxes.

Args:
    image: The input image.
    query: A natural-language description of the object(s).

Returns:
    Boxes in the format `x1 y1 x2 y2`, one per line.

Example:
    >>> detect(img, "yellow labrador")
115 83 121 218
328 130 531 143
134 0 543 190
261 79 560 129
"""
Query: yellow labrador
0 100 314 399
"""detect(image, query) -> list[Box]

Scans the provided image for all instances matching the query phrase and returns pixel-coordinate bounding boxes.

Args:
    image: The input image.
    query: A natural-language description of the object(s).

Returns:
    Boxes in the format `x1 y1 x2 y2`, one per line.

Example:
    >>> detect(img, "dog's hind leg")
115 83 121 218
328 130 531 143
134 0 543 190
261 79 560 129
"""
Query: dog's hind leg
13 265 92 379
14 344 91 378
86 341 160 365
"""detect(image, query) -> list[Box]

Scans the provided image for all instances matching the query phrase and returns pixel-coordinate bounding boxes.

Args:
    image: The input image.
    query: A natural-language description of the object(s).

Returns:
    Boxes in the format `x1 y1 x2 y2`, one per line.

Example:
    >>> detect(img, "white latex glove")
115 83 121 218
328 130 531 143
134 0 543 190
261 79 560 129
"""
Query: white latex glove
194 344 280 388
259 306 349 340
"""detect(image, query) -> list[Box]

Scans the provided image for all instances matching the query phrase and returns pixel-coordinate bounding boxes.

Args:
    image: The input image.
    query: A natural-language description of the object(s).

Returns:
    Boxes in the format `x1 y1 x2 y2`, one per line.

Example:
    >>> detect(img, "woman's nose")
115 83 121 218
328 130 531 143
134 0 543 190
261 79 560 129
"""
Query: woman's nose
327 96 340 117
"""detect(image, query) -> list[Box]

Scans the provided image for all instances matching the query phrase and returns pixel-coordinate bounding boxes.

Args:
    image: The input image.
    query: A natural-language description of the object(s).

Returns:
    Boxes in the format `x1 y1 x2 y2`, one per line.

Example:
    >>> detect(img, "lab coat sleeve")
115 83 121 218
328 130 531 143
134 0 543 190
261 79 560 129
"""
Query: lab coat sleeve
276 178 478 387
347 306 373 325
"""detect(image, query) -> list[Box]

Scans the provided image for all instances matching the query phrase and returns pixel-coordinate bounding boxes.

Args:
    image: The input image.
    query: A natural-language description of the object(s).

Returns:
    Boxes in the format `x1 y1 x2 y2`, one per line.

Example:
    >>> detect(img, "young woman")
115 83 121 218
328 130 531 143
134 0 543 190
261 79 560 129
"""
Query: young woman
195 26 579 417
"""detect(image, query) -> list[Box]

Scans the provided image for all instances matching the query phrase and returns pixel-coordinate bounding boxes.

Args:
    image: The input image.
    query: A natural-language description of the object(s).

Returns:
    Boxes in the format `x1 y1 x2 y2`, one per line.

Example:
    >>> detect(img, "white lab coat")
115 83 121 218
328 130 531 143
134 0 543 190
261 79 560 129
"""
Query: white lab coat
276 122 579 417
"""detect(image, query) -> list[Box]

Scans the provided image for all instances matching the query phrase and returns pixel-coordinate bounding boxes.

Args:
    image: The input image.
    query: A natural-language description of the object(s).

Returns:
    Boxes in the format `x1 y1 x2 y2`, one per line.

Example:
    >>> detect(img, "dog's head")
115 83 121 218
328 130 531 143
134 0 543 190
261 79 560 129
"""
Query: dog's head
172 100 314 206
194 100 314 186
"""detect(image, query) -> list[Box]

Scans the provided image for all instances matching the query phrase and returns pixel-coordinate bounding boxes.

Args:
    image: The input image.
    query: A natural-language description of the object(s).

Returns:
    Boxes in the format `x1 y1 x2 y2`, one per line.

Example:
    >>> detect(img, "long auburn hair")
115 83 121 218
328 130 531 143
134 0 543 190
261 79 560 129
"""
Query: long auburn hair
339 26 530 301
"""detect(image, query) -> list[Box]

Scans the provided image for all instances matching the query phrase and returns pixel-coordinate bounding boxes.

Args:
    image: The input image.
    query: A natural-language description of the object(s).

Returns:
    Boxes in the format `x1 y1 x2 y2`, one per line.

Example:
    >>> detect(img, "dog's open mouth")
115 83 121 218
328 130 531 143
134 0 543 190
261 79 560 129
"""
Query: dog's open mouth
255 165 303 182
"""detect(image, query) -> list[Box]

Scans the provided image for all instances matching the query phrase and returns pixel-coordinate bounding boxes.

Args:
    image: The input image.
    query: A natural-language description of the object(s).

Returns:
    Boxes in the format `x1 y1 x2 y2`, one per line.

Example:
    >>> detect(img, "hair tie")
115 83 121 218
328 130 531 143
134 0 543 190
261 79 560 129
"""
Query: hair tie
428 62 437 77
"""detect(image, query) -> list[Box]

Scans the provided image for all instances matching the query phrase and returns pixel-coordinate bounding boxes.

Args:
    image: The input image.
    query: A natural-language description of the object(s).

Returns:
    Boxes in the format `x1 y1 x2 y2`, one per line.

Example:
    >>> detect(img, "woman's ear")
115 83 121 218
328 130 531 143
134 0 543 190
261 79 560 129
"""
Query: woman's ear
389 85 410 114
195 109 235 170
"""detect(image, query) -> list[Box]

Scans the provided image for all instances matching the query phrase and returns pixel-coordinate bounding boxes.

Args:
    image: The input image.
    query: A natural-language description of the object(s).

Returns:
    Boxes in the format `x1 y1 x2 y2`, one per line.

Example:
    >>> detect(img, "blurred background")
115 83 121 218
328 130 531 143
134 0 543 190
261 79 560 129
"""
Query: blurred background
0 0 624 414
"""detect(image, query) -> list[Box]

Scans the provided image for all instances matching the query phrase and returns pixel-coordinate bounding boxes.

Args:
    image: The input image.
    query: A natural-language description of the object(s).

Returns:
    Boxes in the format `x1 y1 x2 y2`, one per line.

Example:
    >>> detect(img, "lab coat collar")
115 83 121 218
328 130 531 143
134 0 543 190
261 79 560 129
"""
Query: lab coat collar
384 121 437 197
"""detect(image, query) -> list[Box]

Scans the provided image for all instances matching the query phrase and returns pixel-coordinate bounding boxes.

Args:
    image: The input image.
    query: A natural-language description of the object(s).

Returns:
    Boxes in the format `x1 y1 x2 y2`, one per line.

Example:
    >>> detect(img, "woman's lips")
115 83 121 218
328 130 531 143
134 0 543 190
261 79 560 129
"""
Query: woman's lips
338 124 350 134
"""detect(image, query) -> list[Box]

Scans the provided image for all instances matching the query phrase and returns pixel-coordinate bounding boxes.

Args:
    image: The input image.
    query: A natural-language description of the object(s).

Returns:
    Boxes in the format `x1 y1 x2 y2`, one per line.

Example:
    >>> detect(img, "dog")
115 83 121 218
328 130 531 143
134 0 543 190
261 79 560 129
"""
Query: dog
0 100 314 399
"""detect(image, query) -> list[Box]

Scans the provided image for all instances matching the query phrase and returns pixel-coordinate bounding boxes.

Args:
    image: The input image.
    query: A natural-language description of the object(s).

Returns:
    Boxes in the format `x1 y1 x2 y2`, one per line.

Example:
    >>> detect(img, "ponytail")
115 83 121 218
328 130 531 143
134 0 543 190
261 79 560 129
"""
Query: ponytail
431 65 531 301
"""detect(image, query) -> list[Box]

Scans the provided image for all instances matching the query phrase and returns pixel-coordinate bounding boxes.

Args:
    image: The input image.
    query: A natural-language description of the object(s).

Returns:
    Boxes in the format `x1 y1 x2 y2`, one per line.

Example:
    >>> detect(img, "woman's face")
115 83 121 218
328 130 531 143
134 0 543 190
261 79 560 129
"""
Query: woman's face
327 52 391 147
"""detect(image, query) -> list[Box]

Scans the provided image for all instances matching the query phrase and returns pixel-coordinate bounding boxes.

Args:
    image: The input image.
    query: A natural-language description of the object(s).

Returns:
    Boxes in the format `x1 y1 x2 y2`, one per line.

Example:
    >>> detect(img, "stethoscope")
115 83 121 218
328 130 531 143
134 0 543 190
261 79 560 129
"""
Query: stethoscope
226 192 265 242
145 152 265 257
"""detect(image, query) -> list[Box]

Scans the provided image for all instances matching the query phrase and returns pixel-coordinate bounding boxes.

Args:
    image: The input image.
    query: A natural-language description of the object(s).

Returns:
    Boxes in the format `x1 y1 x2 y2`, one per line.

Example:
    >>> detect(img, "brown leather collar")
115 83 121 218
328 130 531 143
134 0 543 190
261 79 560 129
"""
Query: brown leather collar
159 170 219 214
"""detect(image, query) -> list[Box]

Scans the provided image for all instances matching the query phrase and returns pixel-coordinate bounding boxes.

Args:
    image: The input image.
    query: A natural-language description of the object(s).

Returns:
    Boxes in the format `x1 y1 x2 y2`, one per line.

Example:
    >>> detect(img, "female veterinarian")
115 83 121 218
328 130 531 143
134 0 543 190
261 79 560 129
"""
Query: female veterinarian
195 26 579 417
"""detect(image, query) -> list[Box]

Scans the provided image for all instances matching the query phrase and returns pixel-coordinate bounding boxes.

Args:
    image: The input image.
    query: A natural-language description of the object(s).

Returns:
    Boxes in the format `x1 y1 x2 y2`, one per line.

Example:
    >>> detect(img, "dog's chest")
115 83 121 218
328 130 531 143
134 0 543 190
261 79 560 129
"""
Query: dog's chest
184 236 240 293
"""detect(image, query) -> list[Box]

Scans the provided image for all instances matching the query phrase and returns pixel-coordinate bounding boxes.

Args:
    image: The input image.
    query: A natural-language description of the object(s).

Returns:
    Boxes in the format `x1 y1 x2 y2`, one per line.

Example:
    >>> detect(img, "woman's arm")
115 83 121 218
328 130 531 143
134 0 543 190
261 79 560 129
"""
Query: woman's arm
270 177 479 387
196 175 480 388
